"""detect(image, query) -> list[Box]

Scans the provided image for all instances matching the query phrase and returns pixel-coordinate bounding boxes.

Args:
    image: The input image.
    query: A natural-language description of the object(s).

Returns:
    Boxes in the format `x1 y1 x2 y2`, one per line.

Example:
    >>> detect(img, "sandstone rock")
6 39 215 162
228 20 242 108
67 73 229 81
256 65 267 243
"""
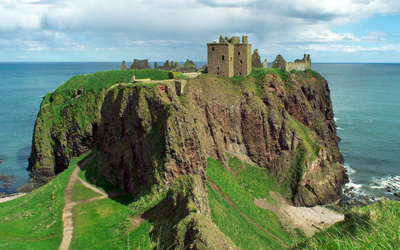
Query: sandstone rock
28 69 347 207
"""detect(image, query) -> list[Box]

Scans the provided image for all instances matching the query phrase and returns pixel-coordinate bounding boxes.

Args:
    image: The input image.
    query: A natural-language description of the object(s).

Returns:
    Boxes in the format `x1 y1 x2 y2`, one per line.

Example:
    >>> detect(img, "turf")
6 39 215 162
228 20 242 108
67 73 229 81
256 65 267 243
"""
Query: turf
295 199 400 249
0 152 92 250
71 180 102 202
207 156 295 249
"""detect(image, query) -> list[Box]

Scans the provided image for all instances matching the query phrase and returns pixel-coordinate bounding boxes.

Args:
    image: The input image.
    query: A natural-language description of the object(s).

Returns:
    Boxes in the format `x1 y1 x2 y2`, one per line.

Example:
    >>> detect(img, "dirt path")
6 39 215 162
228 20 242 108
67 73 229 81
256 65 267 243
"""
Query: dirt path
255 191 344 237
207 178 289 249
59 155 124 250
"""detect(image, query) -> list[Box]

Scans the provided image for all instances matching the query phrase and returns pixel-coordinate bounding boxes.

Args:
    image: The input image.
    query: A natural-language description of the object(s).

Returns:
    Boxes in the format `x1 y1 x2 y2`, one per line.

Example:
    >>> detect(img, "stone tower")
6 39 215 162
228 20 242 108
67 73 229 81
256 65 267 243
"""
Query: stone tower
207 35 252 77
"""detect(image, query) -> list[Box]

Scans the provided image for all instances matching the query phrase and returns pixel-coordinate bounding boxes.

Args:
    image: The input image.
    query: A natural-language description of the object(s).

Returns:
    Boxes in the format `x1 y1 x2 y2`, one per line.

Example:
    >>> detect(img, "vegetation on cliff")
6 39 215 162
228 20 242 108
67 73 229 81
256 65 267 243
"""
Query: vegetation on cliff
295 199 400 249
21 67 352 248
25 69 170 190
0 152 90 249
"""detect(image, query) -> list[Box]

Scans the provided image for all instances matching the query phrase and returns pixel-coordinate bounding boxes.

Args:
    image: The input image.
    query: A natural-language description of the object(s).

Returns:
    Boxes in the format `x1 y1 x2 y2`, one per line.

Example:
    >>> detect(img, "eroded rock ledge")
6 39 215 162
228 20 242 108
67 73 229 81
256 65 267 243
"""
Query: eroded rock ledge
26 69 347 207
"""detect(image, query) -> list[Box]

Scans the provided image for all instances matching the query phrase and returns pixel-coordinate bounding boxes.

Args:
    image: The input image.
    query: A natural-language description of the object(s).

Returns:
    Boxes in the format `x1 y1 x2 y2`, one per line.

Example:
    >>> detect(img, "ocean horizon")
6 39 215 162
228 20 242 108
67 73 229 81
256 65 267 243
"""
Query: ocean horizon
0 62 399 202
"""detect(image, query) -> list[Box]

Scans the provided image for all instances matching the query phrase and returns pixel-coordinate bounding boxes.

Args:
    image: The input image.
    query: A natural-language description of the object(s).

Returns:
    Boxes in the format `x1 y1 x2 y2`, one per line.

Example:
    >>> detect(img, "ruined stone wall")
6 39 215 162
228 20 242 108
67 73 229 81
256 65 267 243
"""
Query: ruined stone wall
286 55 311 71
207 43 234 77
272 54 287 69
252 49 262 68
273 54 311 71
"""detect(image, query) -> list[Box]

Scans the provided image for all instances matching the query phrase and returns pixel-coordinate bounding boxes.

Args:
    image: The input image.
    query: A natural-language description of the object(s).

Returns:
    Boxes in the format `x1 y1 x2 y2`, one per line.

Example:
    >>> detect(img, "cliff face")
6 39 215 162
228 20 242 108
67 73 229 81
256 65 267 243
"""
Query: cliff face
26 68 347 207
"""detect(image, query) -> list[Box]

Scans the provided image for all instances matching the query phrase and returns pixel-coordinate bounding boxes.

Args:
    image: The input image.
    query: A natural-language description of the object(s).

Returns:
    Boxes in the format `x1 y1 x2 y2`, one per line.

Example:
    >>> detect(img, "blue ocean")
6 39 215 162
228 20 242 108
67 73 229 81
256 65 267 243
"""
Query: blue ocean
0 62 399 201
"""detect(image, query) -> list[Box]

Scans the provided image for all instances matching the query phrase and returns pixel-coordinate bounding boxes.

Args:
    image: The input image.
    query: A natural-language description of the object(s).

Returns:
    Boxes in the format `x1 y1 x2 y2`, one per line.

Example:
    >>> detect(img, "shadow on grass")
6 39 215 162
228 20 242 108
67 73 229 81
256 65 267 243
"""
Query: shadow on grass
77 152 166 208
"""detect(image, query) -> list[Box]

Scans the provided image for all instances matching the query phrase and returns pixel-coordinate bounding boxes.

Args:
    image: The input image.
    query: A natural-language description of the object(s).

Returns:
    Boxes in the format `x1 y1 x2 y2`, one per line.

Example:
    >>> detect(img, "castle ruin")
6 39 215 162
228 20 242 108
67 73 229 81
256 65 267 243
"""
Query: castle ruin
272 54 311 71
130 59 152 70
207 35 252 77
252 49 267 68
122 36 311 76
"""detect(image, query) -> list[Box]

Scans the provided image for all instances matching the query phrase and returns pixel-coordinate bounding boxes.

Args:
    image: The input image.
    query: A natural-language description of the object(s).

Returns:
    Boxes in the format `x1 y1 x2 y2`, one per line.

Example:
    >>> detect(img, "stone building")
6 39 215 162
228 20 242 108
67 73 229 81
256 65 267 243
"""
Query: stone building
272 54 311 71
173 59 198 73
120 60 128 70
207 35 252 77
130 59 152 70
252 49 267 68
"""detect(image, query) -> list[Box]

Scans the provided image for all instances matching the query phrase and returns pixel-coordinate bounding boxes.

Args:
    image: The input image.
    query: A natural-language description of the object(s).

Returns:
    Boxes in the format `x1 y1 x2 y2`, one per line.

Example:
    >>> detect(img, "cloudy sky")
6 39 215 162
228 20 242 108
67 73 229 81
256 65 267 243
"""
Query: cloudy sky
1 0 399 62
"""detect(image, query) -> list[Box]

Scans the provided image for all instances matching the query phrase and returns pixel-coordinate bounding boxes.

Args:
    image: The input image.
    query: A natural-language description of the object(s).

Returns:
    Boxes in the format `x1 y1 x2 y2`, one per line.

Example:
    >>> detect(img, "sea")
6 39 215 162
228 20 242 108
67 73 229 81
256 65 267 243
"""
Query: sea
0 62 399 202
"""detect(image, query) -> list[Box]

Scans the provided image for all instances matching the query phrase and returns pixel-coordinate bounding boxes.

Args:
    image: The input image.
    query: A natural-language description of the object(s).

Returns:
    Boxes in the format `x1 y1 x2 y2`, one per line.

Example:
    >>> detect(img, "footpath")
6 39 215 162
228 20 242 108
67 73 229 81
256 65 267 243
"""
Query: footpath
59 156 122 250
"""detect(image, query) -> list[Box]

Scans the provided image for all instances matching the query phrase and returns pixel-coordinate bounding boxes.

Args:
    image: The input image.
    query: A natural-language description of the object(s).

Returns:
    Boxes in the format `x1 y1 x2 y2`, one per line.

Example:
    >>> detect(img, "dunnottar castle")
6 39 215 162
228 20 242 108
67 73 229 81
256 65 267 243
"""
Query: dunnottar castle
121 35 311 77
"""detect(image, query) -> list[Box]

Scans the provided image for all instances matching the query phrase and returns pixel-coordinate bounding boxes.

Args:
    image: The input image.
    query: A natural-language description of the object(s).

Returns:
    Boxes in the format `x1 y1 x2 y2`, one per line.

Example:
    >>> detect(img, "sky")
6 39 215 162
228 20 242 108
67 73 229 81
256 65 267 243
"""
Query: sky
0 0 400 63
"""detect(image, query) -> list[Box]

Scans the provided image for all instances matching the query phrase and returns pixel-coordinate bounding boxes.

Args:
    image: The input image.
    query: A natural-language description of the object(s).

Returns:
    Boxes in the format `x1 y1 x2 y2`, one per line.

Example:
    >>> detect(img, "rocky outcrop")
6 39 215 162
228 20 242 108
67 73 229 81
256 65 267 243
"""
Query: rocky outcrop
25 67 348 247
146 175 237 249
97 83 207 194
27 68 347 206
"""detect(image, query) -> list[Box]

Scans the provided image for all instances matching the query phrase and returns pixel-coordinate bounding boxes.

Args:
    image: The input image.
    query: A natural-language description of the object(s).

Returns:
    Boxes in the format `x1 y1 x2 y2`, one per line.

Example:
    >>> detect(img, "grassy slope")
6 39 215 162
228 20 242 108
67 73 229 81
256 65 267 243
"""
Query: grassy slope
0 152 91 250
71 180 102 202
70 198 156 250
71 155 161 250
207 156 298 249
296 199 400 249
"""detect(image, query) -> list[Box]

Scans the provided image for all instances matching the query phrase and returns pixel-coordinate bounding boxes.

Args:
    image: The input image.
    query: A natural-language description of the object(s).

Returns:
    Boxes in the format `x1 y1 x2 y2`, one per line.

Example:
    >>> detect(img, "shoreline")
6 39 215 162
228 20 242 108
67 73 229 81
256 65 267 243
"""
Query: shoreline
0 193 26 203
255 191 345 237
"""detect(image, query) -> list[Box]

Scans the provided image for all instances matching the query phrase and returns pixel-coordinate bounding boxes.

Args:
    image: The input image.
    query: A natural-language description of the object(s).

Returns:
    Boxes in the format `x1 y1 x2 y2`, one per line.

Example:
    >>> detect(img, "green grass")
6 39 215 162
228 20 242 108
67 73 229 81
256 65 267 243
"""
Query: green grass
71 180 102 202
249 67 291 81
0 151 91 250
207 157 295 249
78 155 123 194
71 153 164 249
295 199 400 249
70 197 156 250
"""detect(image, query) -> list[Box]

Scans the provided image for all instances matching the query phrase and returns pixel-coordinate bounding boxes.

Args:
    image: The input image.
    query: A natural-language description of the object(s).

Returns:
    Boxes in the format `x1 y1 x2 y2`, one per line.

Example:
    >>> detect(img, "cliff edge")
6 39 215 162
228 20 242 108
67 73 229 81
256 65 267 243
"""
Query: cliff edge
23 68 347 247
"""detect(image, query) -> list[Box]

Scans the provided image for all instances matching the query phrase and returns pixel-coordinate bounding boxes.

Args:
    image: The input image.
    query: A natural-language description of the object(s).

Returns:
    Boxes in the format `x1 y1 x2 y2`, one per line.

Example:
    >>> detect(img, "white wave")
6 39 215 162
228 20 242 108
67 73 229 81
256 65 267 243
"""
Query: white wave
370 175 400 192
344 165 356 175
336 127 344 130
334 117 339 122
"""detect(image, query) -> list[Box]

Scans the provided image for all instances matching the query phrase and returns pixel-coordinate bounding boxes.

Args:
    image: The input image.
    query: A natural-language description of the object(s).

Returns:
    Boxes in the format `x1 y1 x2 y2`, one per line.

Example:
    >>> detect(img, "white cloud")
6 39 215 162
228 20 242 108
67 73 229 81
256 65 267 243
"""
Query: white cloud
0 0 399 61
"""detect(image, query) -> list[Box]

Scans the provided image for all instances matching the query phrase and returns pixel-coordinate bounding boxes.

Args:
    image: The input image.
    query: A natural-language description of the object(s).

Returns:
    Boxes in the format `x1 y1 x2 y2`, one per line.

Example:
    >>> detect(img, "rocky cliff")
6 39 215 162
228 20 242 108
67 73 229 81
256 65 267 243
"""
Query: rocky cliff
25 68 347 246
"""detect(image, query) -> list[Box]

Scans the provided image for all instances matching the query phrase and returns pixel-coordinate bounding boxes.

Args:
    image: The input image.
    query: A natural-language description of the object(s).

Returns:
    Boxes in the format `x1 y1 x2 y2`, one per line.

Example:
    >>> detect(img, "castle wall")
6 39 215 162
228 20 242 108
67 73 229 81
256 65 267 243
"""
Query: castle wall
207 43 234 77
234 43 251 76
272 54 287 69
272 54 311 71
207 35 252 77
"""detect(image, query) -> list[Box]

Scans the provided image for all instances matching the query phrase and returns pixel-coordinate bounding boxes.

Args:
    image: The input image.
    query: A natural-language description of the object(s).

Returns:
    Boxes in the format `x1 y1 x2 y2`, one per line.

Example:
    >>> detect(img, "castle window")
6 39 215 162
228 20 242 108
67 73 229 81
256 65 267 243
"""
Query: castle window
240 60 243 64
238 51 241 55
212 47 215 51
222 55 225 61
217 67 219 70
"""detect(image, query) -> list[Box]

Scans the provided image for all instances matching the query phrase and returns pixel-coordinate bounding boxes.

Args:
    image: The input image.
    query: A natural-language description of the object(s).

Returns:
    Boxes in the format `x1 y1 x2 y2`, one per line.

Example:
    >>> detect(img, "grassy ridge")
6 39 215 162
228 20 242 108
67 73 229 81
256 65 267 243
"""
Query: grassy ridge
0 152 91 250
207 156 296 249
